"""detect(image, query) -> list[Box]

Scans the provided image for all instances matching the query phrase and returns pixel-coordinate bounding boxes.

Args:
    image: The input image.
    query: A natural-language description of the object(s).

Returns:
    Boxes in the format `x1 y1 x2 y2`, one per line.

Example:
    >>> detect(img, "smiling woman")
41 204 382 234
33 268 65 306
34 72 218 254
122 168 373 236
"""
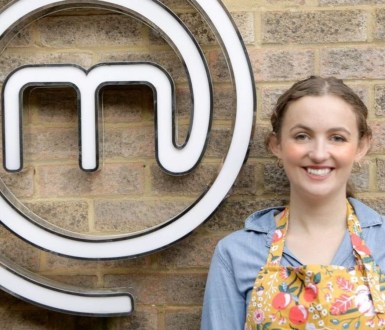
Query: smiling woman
201 76 385 330
268 94 370 204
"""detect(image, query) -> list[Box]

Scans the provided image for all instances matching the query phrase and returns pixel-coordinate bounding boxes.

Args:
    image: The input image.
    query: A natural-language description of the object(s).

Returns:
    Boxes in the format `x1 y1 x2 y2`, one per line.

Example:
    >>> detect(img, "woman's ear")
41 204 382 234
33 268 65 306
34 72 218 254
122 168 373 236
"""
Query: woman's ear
268 132 282 158
355 135 371 163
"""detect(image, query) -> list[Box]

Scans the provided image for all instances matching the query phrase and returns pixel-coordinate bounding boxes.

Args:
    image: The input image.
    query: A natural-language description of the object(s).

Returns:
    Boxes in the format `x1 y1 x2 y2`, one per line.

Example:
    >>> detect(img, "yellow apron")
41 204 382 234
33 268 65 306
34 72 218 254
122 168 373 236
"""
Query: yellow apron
245 202 385 330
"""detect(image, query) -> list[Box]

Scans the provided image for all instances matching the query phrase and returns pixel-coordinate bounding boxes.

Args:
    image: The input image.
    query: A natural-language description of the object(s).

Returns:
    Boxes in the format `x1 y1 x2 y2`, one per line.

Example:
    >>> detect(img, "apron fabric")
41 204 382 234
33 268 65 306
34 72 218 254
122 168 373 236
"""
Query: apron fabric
244 202 385 330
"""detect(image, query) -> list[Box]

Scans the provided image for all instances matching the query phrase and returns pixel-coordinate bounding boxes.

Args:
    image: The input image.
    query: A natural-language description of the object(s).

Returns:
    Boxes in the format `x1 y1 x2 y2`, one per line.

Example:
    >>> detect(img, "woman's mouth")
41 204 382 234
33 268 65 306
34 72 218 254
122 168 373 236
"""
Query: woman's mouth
306 167 332 176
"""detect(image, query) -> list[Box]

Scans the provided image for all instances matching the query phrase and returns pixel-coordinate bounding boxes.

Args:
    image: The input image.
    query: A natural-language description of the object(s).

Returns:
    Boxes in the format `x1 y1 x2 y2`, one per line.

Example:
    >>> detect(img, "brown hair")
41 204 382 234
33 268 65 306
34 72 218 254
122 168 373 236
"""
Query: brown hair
268 76 372 197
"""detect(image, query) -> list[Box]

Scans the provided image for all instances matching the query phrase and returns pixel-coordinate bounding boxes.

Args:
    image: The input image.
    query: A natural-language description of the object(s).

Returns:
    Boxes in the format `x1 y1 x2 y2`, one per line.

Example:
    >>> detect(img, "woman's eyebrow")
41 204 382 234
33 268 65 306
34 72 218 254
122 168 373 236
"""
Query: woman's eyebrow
289 124 351 135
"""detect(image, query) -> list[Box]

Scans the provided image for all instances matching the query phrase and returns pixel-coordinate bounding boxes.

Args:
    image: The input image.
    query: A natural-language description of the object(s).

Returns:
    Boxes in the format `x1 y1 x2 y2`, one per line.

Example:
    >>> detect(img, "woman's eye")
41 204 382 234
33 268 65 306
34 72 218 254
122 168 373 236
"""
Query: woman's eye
294 133 309 141
331 135 347 142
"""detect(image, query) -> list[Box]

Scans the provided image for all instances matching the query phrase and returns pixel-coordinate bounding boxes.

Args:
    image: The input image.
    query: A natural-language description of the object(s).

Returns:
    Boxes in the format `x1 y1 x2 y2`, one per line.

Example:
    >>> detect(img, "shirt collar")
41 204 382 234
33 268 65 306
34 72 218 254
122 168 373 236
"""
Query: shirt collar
244 198 383 234
348 198 383 228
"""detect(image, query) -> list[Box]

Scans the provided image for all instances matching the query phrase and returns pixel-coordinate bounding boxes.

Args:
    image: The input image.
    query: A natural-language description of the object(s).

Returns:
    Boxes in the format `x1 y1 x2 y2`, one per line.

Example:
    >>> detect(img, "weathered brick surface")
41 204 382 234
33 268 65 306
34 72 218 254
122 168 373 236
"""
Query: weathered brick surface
94 199 191 232
0 51 94 81
24 200 88 233
350 162 370 192
96 50 188 83
156 233 220 268
250 124 272 158
264 161 290 194
24 128 79 162
151 163 219 195
375 9 385 41
263 10 368 44
369 121 385 154
0 167 35 198
46 275 98 288
250 49 315 82
0 236 41 271
37 163 145 197
105 273 207 305
204 197 288 232
260 87 288 121
321 0 385 4
38 14 146 48
112 306 158 330
165 308 202 330
103 126 155 159
232 12 255 45
376 158 385 191
375 85 385 116
320 48 385 79
1 0 385 329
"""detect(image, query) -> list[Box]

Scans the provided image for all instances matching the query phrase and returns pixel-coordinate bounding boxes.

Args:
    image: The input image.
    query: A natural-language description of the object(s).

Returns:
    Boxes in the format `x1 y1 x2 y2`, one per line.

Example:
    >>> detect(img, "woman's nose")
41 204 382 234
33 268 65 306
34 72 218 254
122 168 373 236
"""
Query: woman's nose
308 140 329 162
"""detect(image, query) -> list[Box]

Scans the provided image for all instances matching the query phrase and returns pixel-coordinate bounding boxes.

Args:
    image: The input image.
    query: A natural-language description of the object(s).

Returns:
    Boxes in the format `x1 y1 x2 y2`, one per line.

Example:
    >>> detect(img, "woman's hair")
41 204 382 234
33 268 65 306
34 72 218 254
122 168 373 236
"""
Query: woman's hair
268 76 372 197
270 76 372 140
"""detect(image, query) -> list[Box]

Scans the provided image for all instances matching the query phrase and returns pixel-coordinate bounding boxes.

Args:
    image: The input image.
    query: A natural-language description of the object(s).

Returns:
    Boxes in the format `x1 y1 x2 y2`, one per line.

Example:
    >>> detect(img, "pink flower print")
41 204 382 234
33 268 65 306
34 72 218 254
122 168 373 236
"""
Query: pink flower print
355 285 375 316
365 319 376 328
272 229 283 242
280 267 289 280
253 309 265 324
351 234 371 256
278 317 286 325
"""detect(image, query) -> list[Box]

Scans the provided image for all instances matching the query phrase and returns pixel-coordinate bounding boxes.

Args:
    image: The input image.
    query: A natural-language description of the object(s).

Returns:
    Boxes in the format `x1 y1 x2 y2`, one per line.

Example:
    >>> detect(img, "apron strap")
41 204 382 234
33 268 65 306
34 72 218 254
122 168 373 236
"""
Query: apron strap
266 208 289 265
347 202 385 314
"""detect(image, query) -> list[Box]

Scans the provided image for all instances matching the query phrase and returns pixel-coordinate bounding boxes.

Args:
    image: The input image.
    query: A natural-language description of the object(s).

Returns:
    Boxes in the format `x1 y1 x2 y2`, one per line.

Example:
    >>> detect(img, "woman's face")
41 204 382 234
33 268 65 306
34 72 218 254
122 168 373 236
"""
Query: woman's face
269 94 370 201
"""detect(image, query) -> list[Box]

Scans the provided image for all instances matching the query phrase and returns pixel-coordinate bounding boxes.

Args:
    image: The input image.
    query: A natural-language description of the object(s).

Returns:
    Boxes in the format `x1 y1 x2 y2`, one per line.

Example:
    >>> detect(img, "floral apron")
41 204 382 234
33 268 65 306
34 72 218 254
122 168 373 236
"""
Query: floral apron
245 202 385 330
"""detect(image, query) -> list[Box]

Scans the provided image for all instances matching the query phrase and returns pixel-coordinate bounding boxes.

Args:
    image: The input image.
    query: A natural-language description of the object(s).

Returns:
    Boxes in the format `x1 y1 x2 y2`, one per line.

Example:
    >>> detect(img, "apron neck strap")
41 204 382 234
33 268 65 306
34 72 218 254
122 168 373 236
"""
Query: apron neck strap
267 201 370 266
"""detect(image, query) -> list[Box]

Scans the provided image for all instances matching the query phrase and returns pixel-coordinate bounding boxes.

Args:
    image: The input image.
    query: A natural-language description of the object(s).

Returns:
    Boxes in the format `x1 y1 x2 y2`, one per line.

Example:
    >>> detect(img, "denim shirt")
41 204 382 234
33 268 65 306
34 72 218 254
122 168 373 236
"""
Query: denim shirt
200 198 385 330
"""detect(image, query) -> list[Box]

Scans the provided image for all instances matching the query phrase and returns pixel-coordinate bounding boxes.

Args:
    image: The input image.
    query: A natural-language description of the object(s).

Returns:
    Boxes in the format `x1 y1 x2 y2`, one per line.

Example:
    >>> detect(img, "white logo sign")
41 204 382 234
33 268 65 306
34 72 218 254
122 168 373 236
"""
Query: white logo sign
0 0 255 316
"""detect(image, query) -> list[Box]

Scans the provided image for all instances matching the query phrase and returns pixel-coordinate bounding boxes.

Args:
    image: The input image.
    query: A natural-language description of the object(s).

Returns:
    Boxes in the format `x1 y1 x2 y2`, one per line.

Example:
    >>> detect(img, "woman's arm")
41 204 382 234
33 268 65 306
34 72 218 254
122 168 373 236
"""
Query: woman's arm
201 243 246 330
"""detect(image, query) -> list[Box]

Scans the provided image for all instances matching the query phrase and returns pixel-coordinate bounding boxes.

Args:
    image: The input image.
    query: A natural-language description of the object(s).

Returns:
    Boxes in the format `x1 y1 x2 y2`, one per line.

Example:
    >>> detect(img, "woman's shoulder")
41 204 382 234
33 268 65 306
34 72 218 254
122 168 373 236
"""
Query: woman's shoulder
350 198 385 227
215 205 284 262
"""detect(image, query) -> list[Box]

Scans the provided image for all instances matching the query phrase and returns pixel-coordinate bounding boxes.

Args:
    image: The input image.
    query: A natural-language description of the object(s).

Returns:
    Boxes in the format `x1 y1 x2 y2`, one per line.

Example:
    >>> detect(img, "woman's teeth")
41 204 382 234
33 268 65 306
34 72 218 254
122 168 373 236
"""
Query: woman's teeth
307 168 331 176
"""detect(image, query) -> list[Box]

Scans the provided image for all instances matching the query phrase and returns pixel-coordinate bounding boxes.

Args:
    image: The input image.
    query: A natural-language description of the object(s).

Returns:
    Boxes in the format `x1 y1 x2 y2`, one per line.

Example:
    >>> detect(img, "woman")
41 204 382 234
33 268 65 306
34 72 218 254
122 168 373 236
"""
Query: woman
201 76 385 329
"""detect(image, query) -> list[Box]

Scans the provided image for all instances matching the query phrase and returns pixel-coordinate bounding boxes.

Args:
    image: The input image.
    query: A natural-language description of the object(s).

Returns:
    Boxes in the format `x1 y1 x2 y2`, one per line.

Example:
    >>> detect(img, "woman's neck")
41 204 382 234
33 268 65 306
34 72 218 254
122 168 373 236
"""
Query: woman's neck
287 192 348 235
284 192 349 265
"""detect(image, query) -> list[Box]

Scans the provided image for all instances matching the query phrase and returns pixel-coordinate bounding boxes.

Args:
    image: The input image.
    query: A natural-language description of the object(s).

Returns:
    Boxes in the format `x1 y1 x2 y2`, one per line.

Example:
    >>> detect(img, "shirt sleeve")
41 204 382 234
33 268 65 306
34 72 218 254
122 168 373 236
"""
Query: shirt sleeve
200 242 246 330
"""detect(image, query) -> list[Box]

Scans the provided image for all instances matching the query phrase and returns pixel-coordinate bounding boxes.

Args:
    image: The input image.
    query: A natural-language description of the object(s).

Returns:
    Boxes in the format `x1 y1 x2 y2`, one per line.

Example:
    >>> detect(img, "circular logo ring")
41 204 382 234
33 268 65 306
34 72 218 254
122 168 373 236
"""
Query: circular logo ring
0 0 255 259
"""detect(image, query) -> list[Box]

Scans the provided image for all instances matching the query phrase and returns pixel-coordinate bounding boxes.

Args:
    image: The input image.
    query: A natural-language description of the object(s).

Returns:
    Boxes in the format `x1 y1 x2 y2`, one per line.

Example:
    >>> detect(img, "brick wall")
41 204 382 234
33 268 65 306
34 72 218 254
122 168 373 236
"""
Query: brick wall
0 0 384 329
